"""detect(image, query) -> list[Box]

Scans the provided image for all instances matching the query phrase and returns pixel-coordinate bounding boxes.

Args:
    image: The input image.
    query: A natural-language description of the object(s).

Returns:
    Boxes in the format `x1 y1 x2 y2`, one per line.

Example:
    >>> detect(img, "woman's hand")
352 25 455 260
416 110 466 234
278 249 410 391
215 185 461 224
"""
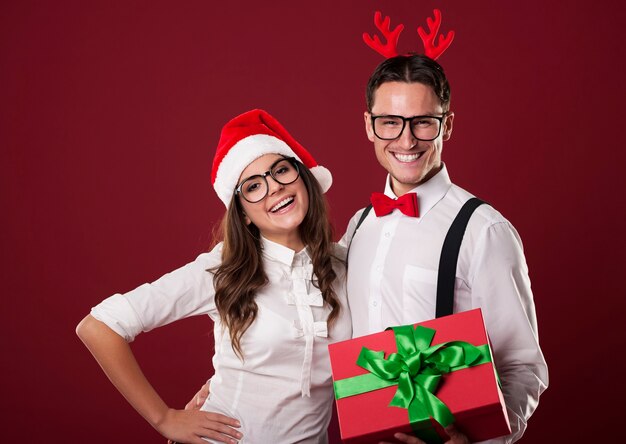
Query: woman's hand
76 316 241 443
158 408 242 444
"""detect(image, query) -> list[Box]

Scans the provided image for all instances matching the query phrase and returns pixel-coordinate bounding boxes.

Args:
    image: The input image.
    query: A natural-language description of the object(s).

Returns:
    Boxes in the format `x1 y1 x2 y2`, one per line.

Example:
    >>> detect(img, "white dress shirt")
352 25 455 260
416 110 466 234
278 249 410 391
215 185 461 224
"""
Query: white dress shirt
91 238 352 443
340 165 548 444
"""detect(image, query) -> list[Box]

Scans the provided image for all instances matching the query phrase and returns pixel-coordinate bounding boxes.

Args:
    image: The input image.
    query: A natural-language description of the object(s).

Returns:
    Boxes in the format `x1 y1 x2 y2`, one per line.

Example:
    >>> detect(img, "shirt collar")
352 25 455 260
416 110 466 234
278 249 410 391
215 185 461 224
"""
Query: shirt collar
260 236 311 267
383 163 452 217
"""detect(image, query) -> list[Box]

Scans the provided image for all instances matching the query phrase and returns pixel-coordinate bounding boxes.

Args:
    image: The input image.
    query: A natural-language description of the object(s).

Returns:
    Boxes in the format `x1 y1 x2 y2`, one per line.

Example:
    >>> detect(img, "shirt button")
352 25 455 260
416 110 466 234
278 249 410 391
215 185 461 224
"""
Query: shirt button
384 232 390 238
372 301 378 307
376 266 382 272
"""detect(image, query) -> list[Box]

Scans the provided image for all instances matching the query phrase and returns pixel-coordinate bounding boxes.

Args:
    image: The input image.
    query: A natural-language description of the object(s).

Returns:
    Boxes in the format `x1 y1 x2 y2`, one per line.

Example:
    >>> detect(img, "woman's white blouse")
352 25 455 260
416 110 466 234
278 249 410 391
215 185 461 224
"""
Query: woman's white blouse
91 238 352 443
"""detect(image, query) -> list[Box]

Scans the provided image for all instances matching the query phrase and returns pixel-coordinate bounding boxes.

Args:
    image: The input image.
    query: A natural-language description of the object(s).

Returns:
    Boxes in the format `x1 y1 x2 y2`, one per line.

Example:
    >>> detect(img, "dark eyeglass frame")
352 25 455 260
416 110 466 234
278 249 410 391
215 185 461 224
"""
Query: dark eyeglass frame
234 156 300 203
370 113 447 141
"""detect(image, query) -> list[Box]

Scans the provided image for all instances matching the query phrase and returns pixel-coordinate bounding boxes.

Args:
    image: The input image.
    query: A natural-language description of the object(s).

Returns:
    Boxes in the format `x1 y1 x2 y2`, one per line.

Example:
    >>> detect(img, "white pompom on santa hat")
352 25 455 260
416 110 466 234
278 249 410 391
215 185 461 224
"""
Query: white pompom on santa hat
211 109 332 207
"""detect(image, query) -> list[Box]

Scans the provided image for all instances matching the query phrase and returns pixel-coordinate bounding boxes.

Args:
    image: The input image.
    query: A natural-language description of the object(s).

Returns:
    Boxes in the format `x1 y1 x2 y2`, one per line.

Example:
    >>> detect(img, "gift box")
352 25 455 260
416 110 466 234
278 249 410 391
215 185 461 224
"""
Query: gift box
329 308 510 443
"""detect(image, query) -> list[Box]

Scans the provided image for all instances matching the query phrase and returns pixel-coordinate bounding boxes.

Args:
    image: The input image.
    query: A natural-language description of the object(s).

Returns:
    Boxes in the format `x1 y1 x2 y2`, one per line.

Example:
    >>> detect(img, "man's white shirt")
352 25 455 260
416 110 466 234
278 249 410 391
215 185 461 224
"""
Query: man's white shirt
340 165 548 443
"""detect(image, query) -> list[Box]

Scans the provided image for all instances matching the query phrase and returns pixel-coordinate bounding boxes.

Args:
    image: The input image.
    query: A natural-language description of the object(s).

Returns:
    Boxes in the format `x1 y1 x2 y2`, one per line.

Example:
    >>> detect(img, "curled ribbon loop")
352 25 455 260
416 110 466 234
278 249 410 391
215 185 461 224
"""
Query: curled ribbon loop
333 325 492 440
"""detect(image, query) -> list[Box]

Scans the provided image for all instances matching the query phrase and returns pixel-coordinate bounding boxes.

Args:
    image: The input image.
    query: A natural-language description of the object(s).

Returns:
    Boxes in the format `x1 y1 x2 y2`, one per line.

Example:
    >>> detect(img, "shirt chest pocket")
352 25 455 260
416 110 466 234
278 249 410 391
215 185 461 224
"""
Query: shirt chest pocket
401 265 438 322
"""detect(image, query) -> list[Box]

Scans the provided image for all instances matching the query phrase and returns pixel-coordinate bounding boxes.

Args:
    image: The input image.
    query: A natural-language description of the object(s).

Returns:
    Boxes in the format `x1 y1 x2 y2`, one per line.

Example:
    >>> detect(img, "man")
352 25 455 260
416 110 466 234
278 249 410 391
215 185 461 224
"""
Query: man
340 55 547 443
187 54 548 444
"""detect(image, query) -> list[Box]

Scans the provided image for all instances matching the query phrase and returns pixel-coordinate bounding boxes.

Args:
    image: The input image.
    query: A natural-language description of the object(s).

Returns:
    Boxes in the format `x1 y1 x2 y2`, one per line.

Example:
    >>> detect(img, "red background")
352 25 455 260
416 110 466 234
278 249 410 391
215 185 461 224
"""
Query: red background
1 1 624 442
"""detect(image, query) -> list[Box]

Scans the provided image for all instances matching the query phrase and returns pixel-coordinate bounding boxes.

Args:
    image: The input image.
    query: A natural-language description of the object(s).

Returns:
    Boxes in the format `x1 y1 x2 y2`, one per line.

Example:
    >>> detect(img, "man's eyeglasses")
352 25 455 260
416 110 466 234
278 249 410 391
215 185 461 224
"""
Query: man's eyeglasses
370 114 446 141
235 157 300 203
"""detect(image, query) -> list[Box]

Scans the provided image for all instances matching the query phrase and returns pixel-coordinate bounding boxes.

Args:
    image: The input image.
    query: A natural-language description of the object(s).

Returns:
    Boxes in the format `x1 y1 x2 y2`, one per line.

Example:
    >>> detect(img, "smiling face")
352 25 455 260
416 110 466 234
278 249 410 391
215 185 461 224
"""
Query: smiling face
237 154 309 250
365 81 454 196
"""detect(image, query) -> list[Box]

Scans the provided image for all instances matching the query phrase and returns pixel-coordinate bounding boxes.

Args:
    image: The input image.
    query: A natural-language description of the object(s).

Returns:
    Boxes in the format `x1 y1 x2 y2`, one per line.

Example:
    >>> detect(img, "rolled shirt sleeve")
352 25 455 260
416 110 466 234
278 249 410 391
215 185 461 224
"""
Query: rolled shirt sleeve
91 246 222 342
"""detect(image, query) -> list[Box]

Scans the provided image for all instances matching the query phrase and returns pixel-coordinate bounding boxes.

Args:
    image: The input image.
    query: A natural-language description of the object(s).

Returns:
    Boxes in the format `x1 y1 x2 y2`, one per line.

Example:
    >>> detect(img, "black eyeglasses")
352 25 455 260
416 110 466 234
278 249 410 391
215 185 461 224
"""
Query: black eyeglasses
370 114 446 141
235 157 300 203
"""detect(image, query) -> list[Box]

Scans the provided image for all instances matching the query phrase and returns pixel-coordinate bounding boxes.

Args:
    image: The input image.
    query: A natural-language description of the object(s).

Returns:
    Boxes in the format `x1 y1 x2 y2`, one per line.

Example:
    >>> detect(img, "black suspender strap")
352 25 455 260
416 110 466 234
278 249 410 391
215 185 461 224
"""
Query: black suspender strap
435 197 486 318
355 204 373 233
348 198 485 318
346 204 373 261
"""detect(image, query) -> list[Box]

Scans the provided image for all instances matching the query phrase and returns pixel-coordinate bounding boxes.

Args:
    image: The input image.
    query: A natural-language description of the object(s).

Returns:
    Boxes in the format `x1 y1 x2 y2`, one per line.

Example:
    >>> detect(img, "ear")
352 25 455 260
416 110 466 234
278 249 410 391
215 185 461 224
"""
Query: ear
442 112 454 141
364 112 375 142
243 213 251 225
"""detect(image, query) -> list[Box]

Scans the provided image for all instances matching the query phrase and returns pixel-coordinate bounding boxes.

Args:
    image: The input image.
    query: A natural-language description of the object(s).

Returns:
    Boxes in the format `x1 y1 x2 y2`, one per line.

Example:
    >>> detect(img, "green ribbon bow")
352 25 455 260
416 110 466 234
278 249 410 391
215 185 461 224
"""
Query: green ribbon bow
333 325 492 442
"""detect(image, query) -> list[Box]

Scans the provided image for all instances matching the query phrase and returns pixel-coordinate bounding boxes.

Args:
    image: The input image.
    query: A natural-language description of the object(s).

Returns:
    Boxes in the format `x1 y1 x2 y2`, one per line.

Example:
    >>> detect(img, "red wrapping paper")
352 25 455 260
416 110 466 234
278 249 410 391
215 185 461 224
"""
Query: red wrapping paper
329 309 511 443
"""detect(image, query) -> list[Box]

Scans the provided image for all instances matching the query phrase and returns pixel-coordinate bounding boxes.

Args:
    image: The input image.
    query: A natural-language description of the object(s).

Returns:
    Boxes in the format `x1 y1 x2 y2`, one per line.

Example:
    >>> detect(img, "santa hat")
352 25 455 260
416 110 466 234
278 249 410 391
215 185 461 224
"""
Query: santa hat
211 109 332 206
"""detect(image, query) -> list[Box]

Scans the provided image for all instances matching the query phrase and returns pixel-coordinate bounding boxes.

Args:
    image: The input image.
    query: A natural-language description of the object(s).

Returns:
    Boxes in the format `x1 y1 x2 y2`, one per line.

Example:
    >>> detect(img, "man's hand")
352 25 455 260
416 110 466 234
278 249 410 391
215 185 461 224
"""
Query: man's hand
159 408 241 444
380 424 471 444
185 382 211 410
167 382 214 444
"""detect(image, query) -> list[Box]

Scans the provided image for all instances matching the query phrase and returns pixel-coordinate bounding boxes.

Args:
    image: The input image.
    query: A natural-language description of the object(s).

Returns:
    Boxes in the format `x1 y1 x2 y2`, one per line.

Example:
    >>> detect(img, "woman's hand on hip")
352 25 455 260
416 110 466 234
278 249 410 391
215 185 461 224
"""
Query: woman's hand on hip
158 408 242 444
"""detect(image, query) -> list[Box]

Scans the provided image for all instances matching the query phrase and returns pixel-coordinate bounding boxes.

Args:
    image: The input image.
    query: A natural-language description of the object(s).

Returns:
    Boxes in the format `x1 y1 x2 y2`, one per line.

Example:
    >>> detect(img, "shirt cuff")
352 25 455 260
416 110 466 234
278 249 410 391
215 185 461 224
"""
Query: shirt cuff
90 293 144 342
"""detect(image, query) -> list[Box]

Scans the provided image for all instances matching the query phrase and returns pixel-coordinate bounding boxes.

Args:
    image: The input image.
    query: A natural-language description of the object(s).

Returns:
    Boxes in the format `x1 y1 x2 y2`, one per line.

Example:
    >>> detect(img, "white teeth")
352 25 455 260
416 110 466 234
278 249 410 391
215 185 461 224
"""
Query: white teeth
394 152 421 162
270 197 294 212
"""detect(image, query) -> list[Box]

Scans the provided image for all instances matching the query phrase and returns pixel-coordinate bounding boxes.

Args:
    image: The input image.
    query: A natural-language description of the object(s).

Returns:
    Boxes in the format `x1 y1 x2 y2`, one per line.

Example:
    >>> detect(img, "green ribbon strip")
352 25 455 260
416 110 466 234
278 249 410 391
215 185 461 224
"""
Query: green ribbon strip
334 325 492 441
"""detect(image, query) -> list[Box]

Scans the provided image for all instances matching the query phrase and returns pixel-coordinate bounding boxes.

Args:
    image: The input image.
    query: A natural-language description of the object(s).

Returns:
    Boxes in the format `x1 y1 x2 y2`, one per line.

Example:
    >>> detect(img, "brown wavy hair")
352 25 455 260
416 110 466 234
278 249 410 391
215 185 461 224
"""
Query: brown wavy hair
211 159 342 359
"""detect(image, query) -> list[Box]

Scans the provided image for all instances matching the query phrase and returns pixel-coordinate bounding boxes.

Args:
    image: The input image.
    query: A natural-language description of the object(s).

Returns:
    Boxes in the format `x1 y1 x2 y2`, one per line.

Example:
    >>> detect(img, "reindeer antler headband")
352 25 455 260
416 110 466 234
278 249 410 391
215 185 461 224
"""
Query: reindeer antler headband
363 9 455 60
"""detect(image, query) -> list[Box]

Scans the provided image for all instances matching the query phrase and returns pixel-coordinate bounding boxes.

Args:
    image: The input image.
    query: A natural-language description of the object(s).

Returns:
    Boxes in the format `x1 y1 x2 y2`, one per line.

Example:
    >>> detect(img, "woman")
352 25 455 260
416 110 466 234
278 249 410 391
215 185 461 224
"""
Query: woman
76 109 352 443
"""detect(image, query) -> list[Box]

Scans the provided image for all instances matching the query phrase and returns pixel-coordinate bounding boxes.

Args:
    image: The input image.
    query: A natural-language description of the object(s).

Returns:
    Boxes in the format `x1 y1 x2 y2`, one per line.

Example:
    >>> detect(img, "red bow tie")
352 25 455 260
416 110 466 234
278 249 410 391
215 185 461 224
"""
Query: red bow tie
370 192 419 217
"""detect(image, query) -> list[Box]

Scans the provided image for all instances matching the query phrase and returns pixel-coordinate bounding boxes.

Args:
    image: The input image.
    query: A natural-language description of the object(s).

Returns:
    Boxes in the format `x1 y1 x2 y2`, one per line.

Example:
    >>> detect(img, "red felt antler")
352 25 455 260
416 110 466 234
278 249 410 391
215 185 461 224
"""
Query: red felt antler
417 9 455 60
362 11 404 58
